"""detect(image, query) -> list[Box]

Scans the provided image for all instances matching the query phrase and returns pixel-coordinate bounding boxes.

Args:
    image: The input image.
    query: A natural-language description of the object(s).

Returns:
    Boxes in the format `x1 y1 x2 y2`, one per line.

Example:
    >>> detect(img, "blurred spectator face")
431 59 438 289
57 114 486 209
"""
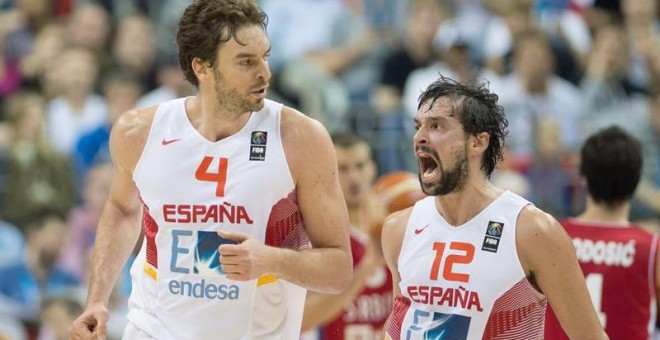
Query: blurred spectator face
4 92 46 142
514 35 554 84
621 0 657 25
68 4 111 54
407 1 443 48
27 215 68 273
103 76 141 122
82 163 112 213
31 24 67 66
591 26 629 78
15 95 45 141
336 142 376 209
52 48 98 98
41 298 83 340
113 15 156 75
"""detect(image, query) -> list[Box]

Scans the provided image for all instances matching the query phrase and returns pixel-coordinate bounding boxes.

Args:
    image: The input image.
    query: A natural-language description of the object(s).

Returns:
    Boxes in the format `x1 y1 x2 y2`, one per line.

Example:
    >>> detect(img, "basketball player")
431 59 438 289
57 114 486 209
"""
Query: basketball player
545 126 659 340
302 132 392 339
68 1 353 339
381 76 607 339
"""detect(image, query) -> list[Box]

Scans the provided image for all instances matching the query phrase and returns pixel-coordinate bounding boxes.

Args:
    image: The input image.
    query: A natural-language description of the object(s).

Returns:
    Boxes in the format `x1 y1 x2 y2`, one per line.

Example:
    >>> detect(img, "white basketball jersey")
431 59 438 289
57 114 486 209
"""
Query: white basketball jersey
387 191 547 340
128 98 309 340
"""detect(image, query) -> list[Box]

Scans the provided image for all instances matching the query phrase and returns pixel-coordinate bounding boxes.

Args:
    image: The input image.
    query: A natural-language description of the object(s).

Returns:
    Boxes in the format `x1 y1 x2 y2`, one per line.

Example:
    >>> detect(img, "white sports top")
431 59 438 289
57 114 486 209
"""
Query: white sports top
128 98 309 340
387 191 547 340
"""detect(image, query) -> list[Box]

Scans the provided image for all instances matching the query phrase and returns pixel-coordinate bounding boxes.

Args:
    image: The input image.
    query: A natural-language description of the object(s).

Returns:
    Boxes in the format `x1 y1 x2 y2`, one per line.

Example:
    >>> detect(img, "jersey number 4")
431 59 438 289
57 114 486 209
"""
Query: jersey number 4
195 156 229 197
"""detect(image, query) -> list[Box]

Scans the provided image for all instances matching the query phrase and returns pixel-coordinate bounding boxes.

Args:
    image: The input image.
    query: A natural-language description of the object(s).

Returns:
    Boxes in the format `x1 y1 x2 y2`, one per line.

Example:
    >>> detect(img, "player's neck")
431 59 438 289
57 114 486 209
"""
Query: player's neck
186 96 252 142
576 197 631 225
434 180 503 226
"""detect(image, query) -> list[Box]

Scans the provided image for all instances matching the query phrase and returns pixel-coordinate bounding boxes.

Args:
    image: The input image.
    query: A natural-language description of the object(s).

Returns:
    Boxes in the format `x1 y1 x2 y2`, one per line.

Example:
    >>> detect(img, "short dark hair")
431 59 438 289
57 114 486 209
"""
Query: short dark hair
580 126 642 206
176 0 268 86
417 76 508 176
331 131 373 158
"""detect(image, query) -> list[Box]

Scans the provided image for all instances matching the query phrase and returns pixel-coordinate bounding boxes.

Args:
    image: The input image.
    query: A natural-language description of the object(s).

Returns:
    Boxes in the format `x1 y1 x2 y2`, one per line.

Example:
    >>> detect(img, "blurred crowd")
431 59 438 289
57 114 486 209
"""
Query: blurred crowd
0 0 658 339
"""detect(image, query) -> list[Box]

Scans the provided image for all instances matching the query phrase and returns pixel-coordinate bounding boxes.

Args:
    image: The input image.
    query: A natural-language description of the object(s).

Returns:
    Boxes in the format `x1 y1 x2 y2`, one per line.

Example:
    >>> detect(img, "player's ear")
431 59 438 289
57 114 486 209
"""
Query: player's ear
470 132 490 154
192 57 211 81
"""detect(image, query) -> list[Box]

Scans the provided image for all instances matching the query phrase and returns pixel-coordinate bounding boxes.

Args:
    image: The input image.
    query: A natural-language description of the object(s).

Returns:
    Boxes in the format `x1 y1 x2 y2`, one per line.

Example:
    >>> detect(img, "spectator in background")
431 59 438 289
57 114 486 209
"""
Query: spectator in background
302 132 391 340
108 14 157 91
0 213 78 322
481 0 537 75
45 47 108 156
38 295 83 340
1 91 74 227
17 23 66 93
491 30 584 167
263 0 383 133
621 0 658 91
73 72 141 184
57 162 112 281
66 3 111 67
368 0 445 174
135 54 194 109
580 25 645 117
0 219 25 268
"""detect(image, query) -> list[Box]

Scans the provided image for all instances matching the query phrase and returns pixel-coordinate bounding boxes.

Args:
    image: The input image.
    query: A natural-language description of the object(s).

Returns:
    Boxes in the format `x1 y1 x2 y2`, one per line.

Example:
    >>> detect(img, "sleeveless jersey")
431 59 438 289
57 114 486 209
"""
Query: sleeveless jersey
544 219 659 340
386 191 547 340
308 229 393 340
127 98 310 340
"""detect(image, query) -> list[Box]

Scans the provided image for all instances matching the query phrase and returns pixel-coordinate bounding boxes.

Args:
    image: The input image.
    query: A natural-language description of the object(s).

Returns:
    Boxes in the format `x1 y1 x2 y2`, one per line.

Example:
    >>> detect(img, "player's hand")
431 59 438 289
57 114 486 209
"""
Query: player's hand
68 303 109 340
217 230 271 281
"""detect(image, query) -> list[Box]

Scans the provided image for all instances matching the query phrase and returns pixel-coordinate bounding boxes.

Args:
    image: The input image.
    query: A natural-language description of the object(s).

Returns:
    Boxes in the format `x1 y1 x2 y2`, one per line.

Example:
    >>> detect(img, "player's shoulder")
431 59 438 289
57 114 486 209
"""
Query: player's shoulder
516 205 569 251
279 105 333 160
109 105 158 170
280 105 329 139
112 105 158 141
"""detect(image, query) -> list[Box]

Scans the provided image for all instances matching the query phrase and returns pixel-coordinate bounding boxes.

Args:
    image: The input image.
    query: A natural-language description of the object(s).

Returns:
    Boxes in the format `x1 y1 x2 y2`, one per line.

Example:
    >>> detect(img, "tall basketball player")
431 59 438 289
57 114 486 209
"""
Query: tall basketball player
68 1 352 339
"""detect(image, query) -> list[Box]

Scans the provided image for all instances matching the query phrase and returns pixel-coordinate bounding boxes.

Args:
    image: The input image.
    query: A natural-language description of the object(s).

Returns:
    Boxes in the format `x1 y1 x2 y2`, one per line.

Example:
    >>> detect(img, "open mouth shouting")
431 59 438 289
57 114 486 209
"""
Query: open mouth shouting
416 147 441 184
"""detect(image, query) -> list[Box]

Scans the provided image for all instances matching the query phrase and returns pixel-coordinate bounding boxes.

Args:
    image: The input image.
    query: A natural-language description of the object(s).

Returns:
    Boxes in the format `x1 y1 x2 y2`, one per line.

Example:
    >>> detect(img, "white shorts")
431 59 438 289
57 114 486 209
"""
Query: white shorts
122 321 156 340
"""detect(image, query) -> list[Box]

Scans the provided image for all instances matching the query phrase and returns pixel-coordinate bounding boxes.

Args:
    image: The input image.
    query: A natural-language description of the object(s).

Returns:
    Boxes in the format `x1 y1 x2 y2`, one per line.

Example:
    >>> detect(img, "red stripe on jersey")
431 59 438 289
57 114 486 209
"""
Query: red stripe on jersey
387 294 411 340
483 278 547 339
139 198 159 269
265 190 310 250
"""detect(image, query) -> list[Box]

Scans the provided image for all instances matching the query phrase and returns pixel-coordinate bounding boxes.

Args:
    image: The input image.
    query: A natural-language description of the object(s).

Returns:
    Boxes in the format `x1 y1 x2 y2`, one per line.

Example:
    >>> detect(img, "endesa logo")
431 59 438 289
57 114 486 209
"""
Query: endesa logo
168 230 240 300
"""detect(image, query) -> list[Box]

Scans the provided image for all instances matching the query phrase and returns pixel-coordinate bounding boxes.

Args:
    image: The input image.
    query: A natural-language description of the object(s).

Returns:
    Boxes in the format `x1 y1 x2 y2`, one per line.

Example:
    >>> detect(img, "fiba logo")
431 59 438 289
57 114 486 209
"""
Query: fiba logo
250 131 268 161
251 131 267 145
486 222 503 237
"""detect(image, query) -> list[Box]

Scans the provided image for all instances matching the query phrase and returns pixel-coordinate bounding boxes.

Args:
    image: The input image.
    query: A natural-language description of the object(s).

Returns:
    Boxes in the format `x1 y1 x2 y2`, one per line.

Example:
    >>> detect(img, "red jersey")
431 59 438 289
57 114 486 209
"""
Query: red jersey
317 230 393 340
545 219 659 340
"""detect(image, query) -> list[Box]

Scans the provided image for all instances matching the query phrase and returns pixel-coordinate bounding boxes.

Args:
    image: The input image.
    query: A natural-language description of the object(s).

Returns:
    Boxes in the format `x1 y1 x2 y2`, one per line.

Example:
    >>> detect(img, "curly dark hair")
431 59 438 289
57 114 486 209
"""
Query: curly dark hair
176 0 267 86
580 126 642 206
417 76 508 176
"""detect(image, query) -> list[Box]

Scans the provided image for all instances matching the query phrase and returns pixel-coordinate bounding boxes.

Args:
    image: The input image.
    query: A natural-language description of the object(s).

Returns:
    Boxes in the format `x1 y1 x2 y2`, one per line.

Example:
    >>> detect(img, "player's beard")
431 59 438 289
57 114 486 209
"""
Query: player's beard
419 146 468 196
213 67 265 116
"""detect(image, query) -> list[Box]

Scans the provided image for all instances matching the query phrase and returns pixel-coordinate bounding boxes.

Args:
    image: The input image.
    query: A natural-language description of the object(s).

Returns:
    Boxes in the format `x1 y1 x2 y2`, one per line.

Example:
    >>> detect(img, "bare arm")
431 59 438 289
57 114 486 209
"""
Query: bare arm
380 209 410 334
70 108 153 339
302 239 381 330
517 206 608 340
275 109 352 293
219 108 352 293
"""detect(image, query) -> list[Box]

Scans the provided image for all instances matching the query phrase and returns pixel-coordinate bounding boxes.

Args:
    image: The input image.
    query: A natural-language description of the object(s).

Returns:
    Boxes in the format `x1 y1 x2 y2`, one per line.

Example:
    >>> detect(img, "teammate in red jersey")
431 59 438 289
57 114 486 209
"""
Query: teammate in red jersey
545 126 660 340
